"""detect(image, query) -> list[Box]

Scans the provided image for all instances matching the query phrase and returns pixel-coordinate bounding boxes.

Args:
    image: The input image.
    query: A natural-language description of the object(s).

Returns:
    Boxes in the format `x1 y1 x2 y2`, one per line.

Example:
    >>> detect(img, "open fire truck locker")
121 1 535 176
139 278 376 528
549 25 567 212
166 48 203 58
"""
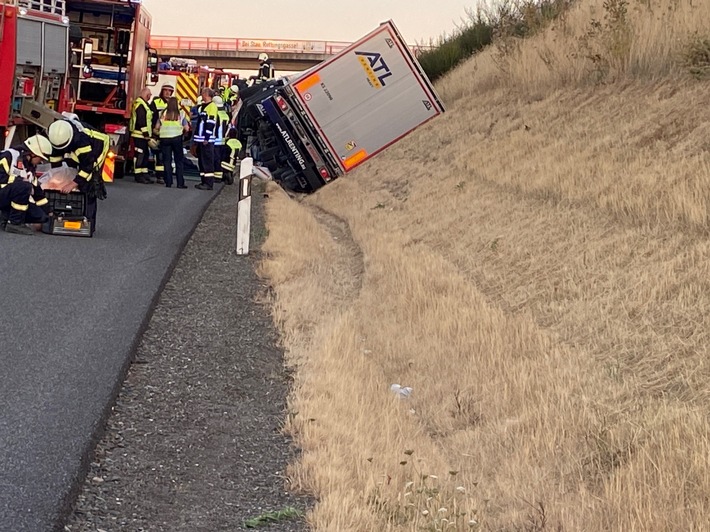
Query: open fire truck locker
57 0 157 179
0 0 71 148
239 20 445 194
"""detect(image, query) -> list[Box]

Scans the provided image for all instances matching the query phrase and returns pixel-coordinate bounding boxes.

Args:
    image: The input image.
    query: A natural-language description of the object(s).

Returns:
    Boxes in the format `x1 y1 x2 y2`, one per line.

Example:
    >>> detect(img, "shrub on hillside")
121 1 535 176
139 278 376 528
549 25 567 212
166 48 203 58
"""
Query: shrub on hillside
683 35 710 79
419 0 574 82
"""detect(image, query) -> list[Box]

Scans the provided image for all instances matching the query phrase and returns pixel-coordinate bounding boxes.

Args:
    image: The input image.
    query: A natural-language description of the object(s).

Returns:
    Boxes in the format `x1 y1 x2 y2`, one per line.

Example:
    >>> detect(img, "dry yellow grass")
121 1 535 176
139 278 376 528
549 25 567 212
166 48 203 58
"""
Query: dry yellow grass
258 0 710 529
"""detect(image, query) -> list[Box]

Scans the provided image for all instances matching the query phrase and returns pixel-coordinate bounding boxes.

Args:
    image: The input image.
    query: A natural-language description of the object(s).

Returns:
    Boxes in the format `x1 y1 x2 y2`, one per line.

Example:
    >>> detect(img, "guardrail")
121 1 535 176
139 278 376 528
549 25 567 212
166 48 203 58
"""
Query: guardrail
151 36 432 57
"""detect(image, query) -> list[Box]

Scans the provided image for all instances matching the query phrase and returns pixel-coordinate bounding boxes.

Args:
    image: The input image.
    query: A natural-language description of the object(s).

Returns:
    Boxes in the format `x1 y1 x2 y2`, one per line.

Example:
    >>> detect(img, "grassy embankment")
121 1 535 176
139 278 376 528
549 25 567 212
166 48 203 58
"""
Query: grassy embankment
259 0 710 529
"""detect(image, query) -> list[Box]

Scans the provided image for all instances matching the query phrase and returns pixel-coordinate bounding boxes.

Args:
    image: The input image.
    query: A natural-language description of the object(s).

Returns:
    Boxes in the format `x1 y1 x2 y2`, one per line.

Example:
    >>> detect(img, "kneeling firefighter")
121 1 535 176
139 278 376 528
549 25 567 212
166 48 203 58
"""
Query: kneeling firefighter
0 135 54 235
47 119 109 234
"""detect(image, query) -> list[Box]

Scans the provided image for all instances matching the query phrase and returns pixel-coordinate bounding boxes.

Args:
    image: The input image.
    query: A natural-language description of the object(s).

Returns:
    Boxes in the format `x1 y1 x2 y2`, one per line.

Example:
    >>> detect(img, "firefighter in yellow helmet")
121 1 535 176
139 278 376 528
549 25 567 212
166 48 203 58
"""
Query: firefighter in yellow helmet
150 83 174 185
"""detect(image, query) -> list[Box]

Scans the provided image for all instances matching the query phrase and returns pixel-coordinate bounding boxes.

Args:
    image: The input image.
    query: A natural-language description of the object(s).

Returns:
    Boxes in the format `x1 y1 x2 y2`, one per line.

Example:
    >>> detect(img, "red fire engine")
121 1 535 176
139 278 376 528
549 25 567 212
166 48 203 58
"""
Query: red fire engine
1 0 158 178
0 0 71 148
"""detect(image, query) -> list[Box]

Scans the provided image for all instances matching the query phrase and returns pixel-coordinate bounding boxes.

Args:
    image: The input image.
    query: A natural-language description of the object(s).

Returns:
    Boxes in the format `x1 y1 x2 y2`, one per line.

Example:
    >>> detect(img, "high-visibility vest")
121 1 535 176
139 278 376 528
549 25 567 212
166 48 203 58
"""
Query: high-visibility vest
159 110 186 139
153 97 168 113
193 101 218 143
214 109 230 146
152 97 168 130
0 149 21 188
130 98 153 138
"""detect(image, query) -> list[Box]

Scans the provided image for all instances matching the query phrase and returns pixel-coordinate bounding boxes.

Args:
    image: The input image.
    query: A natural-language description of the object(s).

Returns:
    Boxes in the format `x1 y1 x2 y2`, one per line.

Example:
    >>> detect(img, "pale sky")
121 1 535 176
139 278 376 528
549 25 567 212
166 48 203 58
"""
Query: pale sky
142 0 478 44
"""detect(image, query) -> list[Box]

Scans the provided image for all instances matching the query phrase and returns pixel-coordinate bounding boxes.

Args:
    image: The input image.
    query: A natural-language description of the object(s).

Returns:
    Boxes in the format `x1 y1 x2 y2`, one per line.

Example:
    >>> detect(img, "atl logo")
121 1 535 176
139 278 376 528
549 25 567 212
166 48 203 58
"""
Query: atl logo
355 51 393 89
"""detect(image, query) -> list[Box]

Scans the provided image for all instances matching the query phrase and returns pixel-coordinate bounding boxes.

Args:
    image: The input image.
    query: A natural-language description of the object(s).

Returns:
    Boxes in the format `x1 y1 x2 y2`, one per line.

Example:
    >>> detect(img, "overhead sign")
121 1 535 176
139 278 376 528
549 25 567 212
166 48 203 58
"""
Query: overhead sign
237 39 327 54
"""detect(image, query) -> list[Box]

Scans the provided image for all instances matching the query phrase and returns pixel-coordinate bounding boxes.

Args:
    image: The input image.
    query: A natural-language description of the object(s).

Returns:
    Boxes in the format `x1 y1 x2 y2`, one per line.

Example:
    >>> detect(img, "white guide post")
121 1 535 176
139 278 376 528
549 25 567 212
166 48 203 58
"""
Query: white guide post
236 157 253 255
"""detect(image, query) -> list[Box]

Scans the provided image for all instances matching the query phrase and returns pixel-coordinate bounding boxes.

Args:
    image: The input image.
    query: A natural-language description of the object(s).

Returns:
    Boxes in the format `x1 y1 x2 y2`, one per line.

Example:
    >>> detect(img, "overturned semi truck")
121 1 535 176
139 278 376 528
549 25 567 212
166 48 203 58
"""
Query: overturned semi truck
236 20 445 193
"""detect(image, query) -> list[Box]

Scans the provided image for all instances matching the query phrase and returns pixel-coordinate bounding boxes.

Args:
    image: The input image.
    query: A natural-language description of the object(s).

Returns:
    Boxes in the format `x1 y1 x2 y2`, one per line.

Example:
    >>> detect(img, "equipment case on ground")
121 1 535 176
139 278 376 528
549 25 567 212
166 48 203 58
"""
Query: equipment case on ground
41 190 94 237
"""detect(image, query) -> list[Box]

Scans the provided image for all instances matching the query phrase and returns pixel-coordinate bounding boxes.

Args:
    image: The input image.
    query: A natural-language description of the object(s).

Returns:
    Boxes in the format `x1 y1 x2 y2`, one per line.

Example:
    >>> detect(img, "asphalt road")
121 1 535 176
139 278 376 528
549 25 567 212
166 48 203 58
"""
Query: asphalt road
0 180 218 532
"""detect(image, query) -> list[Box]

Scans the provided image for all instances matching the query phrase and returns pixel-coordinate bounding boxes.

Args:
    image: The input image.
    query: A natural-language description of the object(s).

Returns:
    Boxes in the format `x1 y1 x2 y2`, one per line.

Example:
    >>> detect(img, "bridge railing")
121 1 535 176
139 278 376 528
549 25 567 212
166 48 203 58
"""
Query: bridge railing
150 36 433 57
150 36 353 56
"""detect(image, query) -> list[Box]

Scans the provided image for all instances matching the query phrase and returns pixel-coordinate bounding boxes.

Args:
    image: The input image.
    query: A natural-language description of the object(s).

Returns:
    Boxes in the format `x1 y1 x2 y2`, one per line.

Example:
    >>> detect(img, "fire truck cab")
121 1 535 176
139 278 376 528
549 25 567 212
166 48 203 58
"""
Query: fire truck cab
1 0 158 179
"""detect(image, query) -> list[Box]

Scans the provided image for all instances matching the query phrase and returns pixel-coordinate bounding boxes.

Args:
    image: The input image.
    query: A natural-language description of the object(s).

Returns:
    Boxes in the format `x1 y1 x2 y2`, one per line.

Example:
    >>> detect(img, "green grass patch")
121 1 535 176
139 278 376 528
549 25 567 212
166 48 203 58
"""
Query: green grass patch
244 506 304 528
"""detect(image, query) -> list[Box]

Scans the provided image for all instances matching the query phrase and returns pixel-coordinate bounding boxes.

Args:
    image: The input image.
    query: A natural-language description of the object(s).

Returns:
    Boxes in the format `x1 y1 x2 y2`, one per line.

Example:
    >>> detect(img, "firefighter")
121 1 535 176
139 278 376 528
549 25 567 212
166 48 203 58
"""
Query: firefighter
192 88 218 191
212 95 230 182
250 53 274 83
220 127 242 186
0 135 53 235
130 87 154 184
225 85 239 114
150 83 174 185
47 119 110 234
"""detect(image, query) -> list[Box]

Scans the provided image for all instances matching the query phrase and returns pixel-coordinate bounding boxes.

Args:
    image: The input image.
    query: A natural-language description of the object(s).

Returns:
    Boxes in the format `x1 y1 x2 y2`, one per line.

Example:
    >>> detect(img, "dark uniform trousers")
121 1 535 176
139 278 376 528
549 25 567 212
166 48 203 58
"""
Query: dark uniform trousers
196 142 216 188
133 137 150 177
0 181 32 224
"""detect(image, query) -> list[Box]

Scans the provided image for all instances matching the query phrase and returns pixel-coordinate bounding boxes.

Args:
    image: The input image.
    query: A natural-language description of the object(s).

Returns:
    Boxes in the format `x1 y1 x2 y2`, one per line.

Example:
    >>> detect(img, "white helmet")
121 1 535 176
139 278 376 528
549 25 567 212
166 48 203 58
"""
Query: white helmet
258 53 269 62
213 96 224 107
160 83 175 92
230 84 239 93
24 135 53 159
48 120 74 150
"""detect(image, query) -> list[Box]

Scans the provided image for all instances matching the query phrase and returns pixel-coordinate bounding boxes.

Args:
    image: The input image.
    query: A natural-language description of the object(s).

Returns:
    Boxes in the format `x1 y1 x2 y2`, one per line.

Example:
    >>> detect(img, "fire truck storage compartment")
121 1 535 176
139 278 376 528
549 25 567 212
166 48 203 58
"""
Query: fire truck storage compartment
16 19 42 66
67 2 135 108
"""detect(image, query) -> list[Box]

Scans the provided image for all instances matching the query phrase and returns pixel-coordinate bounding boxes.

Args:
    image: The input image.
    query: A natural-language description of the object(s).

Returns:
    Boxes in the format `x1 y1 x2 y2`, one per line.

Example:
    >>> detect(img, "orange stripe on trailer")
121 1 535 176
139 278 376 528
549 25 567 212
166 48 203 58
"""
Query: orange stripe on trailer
295 74 321 94
102 157 114 182
342 149 367 170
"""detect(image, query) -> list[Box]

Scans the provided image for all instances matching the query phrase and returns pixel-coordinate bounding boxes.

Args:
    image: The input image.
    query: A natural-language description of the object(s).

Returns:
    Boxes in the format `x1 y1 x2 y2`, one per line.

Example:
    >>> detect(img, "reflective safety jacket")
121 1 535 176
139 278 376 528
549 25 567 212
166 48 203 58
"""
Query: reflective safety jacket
258 60 274 82
151 97 169 132
1 148 50 211
49 122 110 182
221 137 243 174
214 107 230 146
130 97 153 139
193 101 218 143
0 149 21 188
159 110 188 139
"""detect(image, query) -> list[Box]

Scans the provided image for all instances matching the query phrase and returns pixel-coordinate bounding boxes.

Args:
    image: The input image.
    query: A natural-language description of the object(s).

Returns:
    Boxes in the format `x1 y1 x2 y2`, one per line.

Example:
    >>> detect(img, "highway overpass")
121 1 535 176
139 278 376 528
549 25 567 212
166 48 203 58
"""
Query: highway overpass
150 35 432 72
150 36 351 71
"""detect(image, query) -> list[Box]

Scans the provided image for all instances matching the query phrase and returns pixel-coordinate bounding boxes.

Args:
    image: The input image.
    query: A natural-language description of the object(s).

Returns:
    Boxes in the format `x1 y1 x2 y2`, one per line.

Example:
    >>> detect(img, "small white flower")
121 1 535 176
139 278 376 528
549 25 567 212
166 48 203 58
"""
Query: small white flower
438 507 448 513
468 519 479 527
405 481 414 489
422 510 430 516
456 486 466 494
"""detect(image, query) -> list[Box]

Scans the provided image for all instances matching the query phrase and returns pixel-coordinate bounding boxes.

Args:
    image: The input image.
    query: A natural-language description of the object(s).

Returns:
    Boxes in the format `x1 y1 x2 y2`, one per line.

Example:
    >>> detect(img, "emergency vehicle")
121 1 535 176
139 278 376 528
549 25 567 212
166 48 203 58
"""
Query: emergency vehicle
0 0 71 148
2 0 158 180
151 62 240 116
58 0 158 179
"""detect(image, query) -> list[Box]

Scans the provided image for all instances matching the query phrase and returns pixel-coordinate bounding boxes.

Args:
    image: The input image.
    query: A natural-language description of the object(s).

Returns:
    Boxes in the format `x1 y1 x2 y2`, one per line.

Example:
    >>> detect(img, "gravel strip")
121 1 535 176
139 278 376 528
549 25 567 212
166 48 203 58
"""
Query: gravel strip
64 181 310 532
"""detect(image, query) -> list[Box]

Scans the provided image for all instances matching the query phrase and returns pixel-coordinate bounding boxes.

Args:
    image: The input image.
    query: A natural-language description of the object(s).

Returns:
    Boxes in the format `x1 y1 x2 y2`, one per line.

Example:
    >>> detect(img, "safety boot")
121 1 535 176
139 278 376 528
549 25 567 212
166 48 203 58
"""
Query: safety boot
0 211 8 230
5 223 36 236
